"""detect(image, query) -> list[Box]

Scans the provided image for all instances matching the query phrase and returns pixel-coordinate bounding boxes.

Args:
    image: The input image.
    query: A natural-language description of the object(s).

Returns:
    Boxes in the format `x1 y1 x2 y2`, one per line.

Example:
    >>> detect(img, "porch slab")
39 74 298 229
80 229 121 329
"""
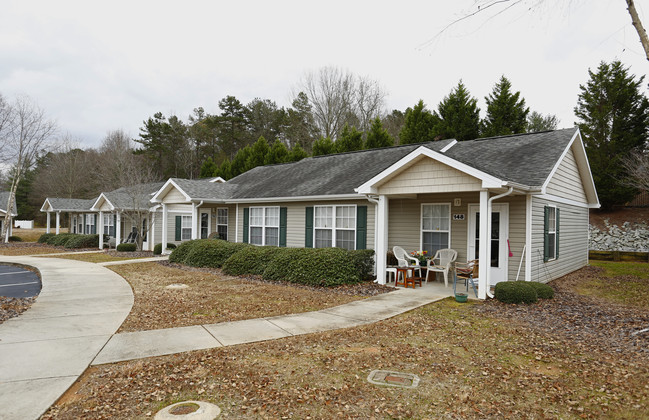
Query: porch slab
203 318 292 346
92 325 222 365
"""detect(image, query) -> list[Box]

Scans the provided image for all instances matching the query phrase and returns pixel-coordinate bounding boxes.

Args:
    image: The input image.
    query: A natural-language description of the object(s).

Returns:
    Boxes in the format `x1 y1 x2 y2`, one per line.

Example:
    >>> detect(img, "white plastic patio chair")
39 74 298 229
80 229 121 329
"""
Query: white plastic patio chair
426 248 457 287
392 246 423 279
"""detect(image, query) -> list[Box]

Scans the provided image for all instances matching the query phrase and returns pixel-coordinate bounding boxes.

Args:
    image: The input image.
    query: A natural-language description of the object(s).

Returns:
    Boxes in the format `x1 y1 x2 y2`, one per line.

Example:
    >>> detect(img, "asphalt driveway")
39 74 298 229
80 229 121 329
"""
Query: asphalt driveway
0 264 41 298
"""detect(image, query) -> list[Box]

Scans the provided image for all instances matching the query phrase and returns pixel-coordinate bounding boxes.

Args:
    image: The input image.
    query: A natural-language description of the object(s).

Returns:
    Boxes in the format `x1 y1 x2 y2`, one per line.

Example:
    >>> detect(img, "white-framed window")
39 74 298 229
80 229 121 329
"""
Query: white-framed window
249 206 279 246
421 203 451 256
181 215 192 240
314 205 356 250
85 213 95 234
103 214 114 236
217 208 228 241
546 205 558 261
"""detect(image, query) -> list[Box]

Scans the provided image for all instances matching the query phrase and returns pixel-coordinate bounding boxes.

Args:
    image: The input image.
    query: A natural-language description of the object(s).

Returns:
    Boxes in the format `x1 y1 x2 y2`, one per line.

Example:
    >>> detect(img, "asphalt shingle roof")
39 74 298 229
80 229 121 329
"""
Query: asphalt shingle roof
167 178 232 201
45 198 95 212
227 139 455 198
0 192 18 214
103 182 165 209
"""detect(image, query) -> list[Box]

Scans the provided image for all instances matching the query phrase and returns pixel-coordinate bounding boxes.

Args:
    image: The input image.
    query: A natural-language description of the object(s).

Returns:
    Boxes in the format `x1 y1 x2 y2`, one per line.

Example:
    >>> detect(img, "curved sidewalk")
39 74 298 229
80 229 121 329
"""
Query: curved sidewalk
0 256 134 420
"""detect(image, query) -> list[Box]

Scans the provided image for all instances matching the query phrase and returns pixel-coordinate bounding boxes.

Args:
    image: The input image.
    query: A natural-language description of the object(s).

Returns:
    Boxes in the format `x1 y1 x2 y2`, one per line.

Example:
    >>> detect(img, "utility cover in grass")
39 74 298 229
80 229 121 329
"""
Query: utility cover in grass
154 400 220 419
367 370 420 388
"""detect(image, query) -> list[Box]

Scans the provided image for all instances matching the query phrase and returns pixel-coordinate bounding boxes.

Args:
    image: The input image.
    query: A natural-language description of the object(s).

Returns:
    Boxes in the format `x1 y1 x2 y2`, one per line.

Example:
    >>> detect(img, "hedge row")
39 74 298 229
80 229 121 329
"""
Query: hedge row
37 233 99 249
153 243 177 255
494 281 555 304
169 239 375 287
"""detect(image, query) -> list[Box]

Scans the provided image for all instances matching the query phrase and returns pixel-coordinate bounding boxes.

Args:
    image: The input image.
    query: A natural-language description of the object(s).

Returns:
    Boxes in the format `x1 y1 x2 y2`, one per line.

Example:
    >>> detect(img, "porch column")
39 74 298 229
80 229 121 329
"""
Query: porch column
478 190 489 300
116 212 122 246
191 202 198 240
98 211 104 249
375 195 389 285
46 212 51 233
161 204 169 254
55 212 60 235
150 212 156 251
235 204 239 243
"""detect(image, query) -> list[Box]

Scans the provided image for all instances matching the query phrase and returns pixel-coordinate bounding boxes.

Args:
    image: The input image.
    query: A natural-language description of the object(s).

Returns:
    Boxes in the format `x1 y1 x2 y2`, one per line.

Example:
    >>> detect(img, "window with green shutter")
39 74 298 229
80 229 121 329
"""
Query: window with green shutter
279 207 287 247
243 208 249 243
543 205 559 262
356 205 367 250
175 215 182 241
305 207 314 247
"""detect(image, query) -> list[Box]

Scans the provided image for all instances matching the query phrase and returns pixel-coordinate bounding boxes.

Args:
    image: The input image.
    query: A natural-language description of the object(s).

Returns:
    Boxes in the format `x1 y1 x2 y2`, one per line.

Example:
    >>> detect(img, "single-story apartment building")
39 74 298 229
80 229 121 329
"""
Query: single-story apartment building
151 128 600 299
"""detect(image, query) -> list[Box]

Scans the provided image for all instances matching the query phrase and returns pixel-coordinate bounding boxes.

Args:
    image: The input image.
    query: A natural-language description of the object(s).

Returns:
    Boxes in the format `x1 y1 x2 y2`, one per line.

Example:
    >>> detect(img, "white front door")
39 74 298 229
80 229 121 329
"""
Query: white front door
468 203 509 285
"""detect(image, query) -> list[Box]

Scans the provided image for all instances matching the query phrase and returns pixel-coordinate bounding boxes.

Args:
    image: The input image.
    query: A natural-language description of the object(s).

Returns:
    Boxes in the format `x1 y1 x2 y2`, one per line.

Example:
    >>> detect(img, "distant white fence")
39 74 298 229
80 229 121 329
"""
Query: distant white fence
14 220 34 229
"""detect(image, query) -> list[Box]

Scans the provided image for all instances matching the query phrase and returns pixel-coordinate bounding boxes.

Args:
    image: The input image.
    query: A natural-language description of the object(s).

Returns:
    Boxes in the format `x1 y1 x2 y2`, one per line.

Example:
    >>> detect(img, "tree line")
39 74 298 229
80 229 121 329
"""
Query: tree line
2 60 649 231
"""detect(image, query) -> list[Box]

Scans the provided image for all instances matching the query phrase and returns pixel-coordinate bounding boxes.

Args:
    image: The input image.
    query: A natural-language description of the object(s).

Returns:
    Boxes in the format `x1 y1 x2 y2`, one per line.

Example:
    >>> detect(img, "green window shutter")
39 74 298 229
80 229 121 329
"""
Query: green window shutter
243 208 249 243
110 215 116 237
555 207 560 259
305 207 314 248
356 205 367 250
175 215 181 241
92 214 97 234
543 206 549 262
279 207 287 247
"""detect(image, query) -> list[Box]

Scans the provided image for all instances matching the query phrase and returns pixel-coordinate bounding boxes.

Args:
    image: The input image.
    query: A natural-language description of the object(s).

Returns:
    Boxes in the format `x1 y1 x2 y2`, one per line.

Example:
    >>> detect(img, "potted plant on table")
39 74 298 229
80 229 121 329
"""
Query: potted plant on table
410 250 428 266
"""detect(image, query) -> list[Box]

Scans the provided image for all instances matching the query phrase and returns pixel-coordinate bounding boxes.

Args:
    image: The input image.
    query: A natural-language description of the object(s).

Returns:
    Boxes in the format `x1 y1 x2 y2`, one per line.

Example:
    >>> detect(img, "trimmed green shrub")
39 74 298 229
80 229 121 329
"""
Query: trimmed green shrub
154 242 178 255
527 281 555 299
49 233 76 246
167 243 177 249
349 249 375 281
263 247 364 287
64 234 99 249
222 245 283 276
116 243 137 252
169 240 200 264
37 233 56 243
8 235 23 242
183 239 250 268
494 281 538 304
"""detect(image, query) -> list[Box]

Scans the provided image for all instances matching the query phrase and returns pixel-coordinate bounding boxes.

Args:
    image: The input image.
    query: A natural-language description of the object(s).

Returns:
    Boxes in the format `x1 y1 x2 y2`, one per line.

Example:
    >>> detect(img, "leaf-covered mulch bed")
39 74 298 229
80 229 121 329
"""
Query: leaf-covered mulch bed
0 243 98 255
0 296 36 324
476 265 649 358
104 250 155 259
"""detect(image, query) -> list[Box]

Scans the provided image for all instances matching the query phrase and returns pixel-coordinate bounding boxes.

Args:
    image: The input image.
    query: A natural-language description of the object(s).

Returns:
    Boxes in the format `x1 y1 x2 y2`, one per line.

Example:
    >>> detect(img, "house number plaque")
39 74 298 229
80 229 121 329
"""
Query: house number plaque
453 214 465 221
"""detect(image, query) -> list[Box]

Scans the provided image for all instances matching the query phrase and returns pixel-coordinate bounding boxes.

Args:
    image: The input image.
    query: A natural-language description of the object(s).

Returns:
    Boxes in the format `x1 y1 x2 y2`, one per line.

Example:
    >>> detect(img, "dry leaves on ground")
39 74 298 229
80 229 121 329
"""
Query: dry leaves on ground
0 243 69 255
0 296 36 324
43 265 649 419
110 262 384 333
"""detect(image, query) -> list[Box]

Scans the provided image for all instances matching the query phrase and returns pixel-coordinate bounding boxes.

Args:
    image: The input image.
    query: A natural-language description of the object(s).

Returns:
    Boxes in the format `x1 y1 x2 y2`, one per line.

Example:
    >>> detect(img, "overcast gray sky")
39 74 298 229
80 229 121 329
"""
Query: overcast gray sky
1 0 647 148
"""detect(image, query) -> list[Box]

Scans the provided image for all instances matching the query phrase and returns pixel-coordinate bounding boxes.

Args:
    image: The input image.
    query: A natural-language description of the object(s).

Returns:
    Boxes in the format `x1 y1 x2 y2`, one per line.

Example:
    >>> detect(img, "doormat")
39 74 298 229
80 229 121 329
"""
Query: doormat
367 370 420 388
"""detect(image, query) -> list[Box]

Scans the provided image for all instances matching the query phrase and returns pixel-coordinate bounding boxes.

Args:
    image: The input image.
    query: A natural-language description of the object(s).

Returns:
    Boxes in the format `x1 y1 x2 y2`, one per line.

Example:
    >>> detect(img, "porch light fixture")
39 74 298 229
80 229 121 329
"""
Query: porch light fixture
454 198 461 206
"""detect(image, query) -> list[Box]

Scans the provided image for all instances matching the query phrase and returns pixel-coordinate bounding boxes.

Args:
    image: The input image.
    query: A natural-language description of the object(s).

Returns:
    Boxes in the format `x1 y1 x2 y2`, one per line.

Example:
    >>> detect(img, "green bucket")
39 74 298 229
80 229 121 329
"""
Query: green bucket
455 293 468 303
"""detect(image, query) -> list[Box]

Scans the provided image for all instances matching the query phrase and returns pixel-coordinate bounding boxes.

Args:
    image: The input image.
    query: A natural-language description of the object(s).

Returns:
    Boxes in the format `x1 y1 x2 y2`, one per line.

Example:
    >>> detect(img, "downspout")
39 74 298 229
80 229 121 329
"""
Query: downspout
486 187 514 298
364 194 380 277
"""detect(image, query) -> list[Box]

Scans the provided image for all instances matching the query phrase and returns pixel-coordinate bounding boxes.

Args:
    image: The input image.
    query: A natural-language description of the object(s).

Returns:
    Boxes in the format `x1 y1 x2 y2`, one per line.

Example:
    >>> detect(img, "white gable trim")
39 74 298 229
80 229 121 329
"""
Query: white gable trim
40 198 53 212
225 193 361 204
541 129 600 207
440 140 457 153
209 177 226 183
533 193 599 209
151 179 192 203
355 146 505 194
90 193 115 212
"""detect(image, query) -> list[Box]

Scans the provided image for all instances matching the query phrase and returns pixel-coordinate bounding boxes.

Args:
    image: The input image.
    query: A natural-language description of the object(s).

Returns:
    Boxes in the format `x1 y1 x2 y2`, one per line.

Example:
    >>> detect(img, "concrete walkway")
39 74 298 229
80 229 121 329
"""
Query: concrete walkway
92 284 452 365
0 256 134 420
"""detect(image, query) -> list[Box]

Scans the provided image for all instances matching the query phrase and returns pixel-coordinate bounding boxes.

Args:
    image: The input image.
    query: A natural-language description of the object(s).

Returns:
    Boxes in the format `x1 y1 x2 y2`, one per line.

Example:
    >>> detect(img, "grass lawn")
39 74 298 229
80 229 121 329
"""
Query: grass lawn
43 263 649 419
577 261 649 307
109 262 368 333
11 227 52 242
0 244 67 255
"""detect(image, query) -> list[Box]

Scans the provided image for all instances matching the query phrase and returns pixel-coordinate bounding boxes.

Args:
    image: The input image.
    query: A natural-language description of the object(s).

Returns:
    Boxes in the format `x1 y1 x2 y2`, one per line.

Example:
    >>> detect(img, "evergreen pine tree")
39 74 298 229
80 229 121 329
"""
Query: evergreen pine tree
312 137 336 156
575 60 649 209
288 144 309 162
199 157 218 178
481 76 529 137
265 139 290 164
246 136 270 170
399 100 438 144
433 81 480 141
335 124 364 153
365 117 394 149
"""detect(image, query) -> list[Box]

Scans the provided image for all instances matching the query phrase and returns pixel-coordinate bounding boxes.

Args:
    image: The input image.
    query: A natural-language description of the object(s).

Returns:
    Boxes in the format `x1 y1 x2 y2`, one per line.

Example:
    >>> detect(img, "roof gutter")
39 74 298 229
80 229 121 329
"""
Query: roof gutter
486 186 514 298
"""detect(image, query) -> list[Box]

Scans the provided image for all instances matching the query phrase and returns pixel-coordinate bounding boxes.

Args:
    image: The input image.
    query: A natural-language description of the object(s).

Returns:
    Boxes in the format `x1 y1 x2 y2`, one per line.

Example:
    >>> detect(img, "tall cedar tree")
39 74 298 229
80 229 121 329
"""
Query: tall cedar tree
265 139 290 165
433 81 480 141
217 96 249 159
526 111 559 132
335 124 364 153
481 76 529 137
312 137 336 156
365 117 394 149
399 100 438 144
575 60 649 210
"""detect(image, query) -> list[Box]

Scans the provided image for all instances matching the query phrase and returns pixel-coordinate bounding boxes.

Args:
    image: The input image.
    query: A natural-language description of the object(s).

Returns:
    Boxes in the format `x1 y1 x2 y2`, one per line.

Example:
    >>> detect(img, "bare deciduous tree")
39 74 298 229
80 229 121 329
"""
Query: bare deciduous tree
295 67 387 140
1 95 57 242
621 149 649 194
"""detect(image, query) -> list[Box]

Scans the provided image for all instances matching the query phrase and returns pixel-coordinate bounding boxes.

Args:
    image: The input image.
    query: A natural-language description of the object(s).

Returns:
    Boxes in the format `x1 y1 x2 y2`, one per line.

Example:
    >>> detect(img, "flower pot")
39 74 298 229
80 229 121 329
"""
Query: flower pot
455 293 468 303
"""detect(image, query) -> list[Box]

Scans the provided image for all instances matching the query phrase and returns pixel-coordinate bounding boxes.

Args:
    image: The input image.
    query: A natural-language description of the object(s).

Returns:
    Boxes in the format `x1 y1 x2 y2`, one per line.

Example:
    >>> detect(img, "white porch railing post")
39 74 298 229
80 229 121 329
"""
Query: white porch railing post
116 212 121 246
478 190 489 300
46 212 51 234
98 211 104 249
55 212 60 235
375 195 389 285
191 202 198 240
150 212 156 252
161 204 168 254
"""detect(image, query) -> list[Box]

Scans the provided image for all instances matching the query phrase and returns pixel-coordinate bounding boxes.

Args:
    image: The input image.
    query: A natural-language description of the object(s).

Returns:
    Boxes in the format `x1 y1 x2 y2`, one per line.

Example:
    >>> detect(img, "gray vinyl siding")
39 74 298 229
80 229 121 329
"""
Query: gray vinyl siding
545 146 588 203
530 196 589 283
236 200 375 249
507 195 527 282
